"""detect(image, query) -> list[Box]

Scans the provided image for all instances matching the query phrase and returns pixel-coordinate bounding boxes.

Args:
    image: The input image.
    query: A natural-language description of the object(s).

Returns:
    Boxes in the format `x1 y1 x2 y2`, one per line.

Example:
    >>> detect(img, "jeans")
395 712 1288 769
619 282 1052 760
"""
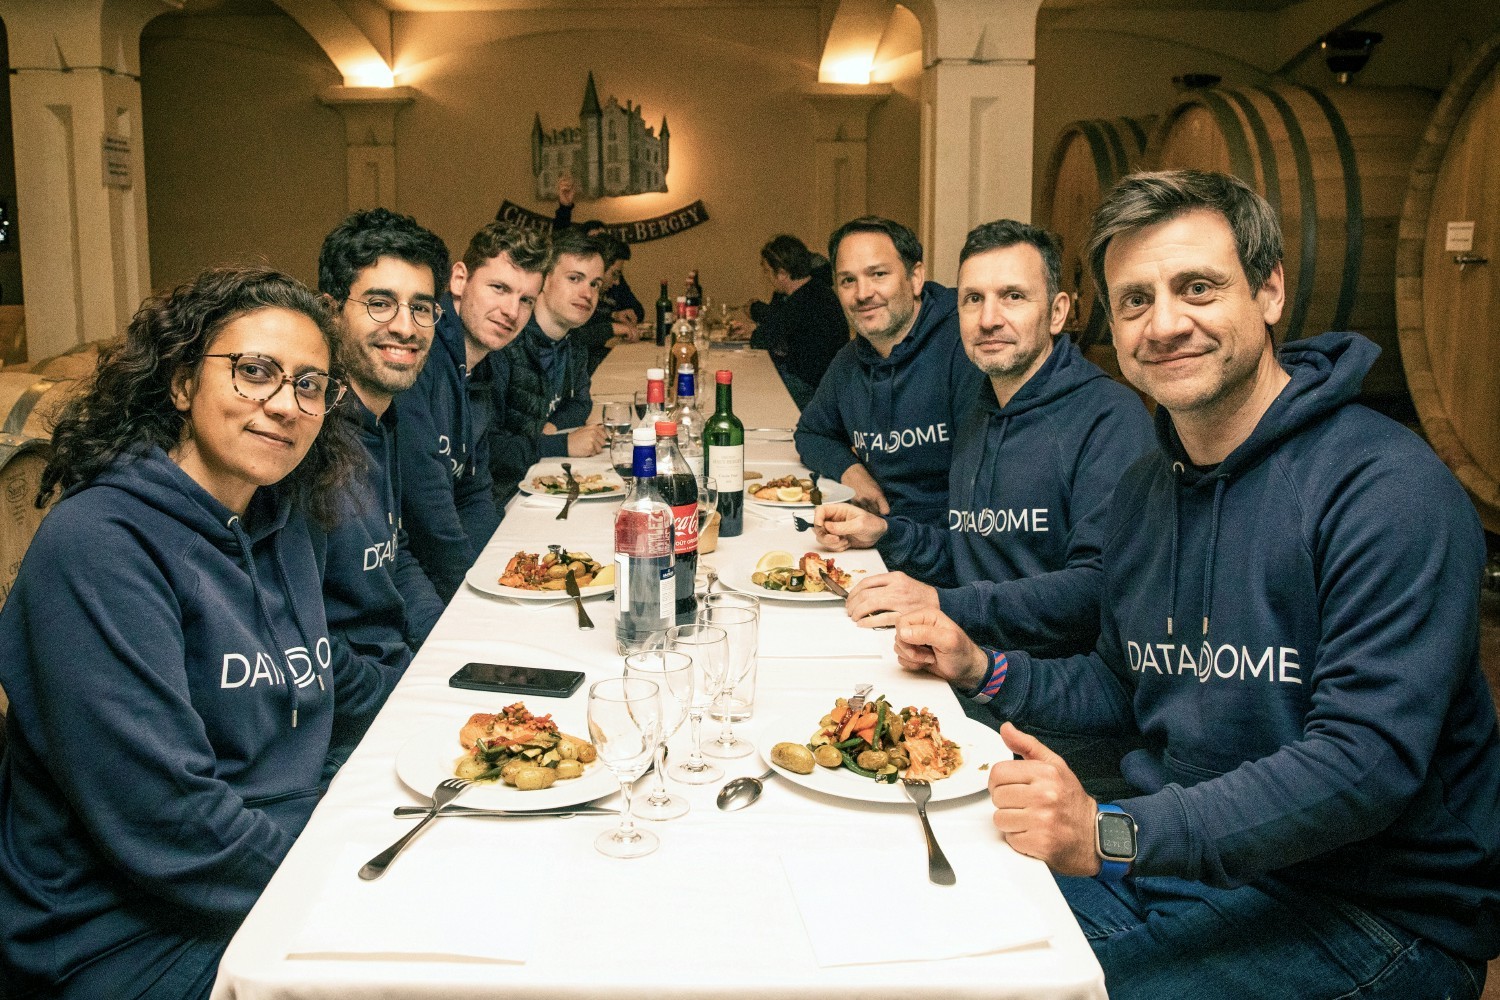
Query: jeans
1059 874 1488 1000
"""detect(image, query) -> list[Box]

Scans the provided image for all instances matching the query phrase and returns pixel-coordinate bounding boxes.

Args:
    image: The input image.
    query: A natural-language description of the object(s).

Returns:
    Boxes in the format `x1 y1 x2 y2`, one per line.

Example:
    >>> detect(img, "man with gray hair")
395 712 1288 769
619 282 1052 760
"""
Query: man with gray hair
814 218 1151 661
893 170 1499 998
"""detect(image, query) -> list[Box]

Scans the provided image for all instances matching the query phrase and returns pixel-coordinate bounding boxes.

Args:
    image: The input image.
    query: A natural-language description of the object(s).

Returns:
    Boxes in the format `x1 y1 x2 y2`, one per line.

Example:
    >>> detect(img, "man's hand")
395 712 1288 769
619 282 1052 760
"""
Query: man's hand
845 572 937 628
557 174 576 207
566 423 606 456
812 502 887 551
613 319 639 341
840 464 890 515
893 608 988 688
989 723 1101 877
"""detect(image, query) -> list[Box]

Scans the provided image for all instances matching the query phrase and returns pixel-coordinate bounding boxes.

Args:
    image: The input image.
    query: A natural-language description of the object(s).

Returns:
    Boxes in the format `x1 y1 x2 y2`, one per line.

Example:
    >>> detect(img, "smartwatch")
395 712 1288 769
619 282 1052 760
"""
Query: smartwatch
1095 803 1137 881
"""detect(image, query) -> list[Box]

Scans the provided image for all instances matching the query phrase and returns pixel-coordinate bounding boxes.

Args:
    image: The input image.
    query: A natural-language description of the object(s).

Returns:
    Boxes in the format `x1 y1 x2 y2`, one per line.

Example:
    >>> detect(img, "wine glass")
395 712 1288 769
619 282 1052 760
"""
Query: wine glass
699 591 760 721
696 604 758 759
586 677 662 858
623 649 694 820
603 401 633 478
664 623 727 785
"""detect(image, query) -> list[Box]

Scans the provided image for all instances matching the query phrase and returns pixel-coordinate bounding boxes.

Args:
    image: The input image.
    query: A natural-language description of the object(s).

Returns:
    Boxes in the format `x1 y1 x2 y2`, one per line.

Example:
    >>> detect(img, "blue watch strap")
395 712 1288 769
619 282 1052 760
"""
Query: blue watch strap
1096 803 1134 881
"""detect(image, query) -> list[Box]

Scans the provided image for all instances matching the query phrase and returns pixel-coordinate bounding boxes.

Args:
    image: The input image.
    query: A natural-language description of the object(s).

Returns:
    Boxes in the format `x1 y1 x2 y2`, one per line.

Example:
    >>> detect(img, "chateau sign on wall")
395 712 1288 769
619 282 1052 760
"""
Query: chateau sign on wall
495 200 710 245
533 72 668 199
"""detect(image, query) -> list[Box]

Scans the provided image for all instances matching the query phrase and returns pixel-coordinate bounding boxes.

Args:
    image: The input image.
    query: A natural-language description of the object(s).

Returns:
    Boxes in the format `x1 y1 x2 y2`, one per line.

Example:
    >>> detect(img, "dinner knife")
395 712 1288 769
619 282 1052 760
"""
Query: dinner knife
817 567 849 600
556 462 580 520
565 568 595 630
393 805 617 818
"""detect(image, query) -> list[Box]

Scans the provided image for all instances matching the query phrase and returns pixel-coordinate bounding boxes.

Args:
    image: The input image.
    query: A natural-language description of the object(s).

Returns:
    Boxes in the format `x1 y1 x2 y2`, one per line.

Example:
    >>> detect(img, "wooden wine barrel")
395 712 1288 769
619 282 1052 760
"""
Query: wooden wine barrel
1396 34 1500 534
0 371 87 609
1152 84 1437 402
1041 116 1157 350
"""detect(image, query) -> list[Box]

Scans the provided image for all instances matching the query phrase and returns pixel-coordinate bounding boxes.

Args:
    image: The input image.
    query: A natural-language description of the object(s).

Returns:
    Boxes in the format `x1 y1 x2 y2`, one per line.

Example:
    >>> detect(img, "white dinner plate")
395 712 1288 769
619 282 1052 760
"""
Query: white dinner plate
713 547 877 603
758 713 1010 804
517 465 626 500
743 477 854 508
465 548 613 601
395 720 616 811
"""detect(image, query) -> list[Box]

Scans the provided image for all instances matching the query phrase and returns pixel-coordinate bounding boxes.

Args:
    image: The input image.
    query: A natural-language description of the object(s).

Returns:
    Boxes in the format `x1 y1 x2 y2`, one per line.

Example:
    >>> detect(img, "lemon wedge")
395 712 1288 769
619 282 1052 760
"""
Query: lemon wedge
775 486 804 502
755 550 796 573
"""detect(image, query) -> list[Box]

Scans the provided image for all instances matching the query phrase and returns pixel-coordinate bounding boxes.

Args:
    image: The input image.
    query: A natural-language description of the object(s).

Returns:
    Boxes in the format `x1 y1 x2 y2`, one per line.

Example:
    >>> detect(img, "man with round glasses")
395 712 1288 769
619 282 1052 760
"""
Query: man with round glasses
316 207 450 769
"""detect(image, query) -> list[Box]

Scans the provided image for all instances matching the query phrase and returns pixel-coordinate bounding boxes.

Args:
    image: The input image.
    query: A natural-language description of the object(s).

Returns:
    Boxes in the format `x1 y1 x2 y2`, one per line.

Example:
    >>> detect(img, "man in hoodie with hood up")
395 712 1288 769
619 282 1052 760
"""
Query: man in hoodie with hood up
814 219 1152 658
895 171 1499 1000
794 216 984 522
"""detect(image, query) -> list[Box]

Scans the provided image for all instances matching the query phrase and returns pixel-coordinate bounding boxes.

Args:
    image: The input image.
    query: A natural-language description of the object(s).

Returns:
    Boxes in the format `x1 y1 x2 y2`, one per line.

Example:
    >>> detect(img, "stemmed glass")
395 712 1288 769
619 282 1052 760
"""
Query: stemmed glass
586 677 662 859
603 401 633 479
623 649 694 820
696 604 758 759
700 591 760 722
664 623 727 785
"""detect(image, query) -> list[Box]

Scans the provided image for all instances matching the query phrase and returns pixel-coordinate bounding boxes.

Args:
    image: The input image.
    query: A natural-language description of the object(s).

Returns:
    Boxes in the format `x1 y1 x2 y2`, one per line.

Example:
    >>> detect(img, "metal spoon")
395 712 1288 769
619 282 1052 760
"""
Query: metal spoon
716 769 773 811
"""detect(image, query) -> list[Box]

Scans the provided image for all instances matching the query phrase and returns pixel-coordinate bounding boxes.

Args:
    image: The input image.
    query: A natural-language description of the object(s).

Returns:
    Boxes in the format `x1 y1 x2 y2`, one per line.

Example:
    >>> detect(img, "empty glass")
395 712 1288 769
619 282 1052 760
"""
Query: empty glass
696 604 758 759
603 401 633 478
624 649 694 820
587 677 662 859
699 592 760 721
664 623 727 784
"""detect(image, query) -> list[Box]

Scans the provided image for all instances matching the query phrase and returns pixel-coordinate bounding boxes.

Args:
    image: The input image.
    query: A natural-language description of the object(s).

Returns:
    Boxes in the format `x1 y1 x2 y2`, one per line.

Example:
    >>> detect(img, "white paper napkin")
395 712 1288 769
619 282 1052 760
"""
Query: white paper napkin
780 844 1052 966
757 606 889 659
288 843 543 963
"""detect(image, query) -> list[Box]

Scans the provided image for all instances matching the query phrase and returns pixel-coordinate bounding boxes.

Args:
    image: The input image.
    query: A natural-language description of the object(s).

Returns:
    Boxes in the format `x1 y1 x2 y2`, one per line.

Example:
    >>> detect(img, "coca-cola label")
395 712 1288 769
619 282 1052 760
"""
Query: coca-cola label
669 501 698 555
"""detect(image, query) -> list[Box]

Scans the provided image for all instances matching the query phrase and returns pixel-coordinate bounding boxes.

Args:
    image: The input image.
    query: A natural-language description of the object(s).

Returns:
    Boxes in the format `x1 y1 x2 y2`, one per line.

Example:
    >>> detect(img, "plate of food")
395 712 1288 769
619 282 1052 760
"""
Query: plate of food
743 473 854 507
518 467 625 500
721 550 864 603
760 692 1009 803
466 548 615 601
396 704 616 810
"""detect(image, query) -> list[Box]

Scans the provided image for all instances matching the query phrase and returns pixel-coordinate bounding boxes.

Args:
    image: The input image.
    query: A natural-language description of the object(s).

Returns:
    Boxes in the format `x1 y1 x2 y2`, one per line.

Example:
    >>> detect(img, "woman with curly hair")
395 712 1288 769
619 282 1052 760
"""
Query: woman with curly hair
0 266 363 999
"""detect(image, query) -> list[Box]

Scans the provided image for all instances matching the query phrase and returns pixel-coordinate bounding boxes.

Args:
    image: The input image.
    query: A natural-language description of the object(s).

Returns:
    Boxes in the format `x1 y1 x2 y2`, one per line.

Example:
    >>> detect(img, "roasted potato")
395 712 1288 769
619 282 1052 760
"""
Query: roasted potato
856 749 889 771
555 760 584 780
813 744 843 768
770 742 816 774
514 766 558 791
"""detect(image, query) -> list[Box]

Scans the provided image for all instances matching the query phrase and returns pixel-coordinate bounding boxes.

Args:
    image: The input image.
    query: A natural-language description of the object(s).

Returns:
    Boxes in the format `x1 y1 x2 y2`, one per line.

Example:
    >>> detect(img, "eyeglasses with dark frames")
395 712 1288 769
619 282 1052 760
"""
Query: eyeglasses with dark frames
346 295 442 328
202 353 347 416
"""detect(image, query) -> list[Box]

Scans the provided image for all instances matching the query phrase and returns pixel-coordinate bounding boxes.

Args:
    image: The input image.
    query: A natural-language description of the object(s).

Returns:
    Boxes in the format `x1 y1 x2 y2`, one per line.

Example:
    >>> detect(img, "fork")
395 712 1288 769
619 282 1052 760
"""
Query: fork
792 514 813 532
359 778 471 880
901 777 956 885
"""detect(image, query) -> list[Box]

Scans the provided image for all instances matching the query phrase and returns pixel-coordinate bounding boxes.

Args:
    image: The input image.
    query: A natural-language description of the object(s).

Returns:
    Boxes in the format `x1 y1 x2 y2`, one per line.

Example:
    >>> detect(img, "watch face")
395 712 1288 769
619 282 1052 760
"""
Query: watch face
1097 812 1136 861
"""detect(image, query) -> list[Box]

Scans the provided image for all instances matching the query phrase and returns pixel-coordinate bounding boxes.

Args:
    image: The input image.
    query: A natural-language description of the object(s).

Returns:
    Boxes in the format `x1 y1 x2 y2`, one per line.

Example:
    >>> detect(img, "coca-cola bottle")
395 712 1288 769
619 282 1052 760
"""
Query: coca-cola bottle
614 426 676 654
653 420 699 626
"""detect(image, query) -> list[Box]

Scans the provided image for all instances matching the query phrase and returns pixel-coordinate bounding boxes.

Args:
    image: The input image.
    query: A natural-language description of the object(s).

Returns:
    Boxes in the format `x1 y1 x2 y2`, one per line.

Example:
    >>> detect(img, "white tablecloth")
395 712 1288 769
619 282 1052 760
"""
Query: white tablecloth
212 349 1105 1000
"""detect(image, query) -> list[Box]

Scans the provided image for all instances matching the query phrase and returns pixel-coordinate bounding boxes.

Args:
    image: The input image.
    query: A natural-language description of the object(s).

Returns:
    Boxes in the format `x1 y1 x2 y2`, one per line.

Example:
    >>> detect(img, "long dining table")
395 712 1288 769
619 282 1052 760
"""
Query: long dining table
212 342 1108 1000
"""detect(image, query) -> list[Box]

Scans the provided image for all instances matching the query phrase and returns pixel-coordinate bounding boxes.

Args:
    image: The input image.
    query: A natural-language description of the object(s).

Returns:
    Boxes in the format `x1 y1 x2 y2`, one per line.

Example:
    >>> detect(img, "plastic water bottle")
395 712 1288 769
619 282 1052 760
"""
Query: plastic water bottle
669 365 705 462
614 426 676 654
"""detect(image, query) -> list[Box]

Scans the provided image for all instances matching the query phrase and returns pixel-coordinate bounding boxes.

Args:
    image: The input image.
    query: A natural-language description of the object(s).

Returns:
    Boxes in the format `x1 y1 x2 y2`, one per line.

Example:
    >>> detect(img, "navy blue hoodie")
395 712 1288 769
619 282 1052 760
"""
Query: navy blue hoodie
989 333 1500 961
878 335 1152 655
795 282 984 524
394 299 500 599
0 447 335 994
487 317 593 503
317 394 445 762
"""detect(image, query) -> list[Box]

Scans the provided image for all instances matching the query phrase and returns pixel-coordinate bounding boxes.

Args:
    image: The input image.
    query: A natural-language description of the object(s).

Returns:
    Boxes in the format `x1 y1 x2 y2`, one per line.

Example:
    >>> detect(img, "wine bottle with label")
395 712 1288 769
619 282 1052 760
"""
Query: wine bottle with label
703 369 744 538
654 280 673 346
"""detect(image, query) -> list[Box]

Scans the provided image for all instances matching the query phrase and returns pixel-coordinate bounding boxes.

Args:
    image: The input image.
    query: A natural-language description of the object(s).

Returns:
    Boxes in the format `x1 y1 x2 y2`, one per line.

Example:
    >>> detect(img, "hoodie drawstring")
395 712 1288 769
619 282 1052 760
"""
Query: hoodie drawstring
229 514 322 729
1167 463 1182 637
1202 477 1226 638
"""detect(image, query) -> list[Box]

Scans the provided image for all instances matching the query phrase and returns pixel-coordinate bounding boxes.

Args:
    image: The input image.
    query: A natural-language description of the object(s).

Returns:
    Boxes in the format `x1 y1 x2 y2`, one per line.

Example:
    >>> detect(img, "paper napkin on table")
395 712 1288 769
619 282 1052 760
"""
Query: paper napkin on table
779 844 1051 966
288 844 540 963
757 607 889 659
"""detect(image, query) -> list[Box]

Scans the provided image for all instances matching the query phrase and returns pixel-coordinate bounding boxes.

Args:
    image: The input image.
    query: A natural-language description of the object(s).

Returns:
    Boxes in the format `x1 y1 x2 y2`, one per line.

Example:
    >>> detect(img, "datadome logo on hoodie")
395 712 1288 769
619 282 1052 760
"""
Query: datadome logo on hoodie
950 506 1049 535
851 423 949 456
1126 638 1302 685
221 638 332 690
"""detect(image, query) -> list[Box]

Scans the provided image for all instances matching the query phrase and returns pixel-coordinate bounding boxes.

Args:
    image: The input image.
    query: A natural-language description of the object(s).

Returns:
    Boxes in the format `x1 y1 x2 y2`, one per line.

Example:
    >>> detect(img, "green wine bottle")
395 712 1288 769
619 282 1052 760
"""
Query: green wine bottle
704 369 744 537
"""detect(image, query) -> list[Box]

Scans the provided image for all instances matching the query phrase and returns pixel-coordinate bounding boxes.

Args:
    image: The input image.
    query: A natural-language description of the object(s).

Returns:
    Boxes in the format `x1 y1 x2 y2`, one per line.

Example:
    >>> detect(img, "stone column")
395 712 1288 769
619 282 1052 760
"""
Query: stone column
0 0 169 360
318 86 416 211
801 83 892 246
914 0 1042 283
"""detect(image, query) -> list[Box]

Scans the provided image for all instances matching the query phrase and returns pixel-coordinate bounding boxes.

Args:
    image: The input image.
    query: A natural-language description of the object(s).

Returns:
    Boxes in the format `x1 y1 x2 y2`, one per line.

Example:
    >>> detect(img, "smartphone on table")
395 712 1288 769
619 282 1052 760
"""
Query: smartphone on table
448 662 585 699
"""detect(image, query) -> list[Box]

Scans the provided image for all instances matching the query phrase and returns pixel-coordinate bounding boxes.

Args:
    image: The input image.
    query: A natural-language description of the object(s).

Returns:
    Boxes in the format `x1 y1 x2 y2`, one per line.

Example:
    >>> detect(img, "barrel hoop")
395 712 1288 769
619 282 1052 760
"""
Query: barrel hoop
1296 84 1363 332
1197 90 1255 182
0 435 47 468
1220 89 1283 218
1254 86 1318 342
1097 121 1130 179
2 378 62 436
1122 116 1147 152
1078 121 1118 191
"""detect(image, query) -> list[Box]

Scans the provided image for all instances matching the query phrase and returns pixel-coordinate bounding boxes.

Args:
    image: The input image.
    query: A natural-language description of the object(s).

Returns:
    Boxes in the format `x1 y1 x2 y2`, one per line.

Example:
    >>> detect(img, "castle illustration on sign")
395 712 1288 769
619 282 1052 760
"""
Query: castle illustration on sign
532 73 670 200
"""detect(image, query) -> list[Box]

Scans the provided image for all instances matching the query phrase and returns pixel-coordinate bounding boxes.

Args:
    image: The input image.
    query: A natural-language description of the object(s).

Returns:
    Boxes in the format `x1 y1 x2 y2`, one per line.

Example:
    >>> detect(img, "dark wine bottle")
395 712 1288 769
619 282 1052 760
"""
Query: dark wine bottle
654 280 672 347
703 369 744 538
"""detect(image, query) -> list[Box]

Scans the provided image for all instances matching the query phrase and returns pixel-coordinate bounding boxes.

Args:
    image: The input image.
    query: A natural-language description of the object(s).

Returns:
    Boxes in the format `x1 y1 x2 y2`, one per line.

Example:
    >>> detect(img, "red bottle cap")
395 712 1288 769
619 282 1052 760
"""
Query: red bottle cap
716 370 733 384
655 420 678 436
